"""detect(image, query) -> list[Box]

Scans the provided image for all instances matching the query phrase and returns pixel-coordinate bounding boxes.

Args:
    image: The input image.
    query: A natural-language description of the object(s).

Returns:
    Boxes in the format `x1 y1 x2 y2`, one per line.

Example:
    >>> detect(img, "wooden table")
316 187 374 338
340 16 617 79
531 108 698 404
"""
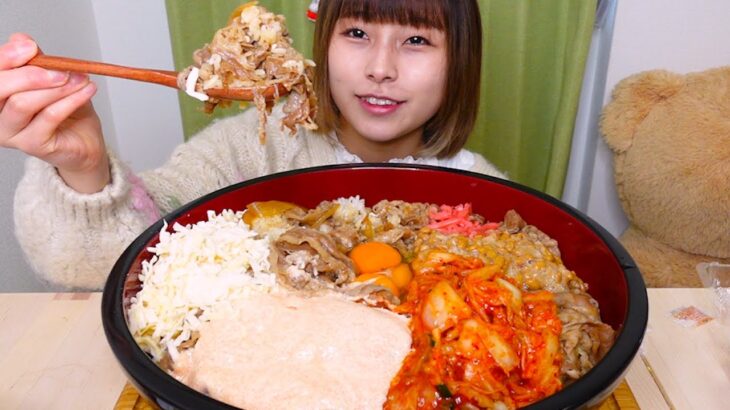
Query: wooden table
1 289 727 409
624 289 730 409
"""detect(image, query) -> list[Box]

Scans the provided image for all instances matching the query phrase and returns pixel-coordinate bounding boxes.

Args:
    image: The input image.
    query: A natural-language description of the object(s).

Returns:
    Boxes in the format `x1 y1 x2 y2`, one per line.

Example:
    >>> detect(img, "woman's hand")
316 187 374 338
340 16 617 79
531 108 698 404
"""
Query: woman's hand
0 33 110 193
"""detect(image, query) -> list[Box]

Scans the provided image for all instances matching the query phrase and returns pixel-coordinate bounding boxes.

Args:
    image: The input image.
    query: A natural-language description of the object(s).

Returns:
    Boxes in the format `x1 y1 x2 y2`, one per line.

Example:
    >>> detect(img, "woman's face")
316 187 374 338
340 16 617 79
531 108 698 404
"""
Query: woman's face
327 18 447 158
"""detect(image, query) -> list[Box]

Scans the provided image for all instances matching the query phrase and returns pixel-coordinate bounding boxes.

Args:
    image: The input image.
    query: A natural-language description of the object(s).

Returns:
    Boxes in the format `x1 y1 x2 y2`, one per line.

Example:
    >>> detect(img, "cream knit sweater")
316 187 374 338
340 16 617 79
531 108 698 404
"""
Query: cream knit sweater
13 105 505 290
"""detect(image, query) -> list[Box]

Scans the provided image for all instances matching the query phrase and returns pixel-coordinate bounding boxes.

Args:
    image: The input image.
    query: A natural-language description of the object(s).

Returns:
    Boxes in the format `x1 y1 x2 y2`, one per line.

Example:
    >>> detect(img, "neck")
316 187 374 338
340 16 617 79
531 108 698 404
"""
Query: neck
336 122 423 162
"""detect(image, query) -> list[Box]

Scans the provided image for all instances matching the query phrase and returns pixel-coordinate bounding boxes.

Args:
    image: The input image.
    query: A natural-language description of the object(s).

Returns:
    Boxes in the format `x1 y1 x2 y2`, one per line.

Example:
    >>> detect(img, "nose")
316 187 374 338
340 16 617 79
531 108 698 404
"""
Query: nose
365 43 397 83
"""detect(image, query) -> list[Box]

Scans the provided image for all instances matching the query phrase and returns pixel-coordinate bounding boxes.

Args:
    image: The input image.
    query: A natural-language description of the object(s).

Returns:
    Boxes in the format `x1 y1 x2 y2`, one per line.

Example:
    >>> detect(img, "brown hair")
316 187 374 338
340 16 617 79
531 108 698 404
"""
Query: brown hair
313 0 483 158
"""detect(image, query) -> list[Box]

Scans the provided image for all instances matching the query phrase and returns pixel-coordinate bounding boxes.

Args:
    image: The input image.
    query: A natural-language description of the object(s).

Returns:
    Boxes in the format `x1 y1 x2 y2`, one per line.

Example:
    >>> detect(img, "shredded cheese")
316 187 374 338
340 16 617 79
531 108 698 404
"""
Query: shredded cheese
127 210 276 361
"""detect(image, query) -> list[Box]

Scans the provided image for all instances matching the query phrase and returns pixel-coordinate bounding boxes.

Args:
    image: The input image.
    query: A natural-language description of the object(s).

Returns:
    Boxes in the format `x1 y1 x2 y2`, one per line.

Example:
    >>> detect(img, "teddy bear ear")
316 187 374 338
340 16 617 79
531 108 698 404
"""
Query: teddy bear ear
600 70 685 153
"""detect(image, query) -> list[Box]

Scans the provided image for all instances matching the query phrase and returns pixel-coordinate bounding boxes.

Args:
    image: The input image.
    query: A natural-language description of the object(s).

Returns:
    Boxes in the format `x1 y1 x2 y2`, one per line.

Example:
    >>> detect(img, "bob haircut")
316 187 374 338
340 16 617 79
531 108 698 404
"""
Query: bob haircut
313 0 483 158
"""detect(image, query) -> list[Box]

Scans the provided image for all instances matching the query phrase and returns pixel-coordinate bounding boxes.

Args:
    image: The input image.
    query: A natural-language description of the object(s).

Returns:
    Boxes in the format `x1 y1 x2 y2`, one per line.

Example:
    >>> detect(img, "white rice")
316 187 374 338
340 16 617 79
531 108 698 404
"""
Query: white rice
332 195 368 228
127 209 277 361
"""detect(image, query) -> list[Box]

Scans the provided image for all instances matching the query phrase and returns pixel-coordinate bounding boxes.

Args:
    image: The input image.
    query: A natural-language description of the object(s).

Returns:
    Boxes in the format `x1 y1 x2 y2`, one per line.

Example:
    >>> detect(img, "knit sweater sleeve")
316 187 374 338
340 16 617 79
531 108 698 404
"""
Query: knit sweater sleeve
13 107 319 290
13 153 153 290
139 105 328 214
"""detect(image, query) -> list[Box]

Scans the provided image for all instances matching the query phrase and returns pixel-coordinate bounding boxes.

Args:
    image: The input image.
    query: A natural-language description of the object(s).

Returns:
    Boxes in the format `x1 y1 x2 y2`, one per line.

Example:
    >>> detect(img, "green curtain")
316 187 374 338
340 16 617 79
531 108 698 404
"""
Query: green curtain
471 0 596 196
165 0 596 196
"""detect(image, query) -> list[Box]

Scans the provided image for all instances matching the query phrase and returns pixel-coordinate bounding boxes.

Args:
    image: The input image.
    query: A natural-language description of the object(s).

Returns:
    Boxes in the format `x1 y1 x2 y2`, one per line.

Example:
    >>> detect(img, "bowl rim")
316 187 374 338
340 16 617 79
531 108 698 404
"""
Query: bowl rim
102 163 648 410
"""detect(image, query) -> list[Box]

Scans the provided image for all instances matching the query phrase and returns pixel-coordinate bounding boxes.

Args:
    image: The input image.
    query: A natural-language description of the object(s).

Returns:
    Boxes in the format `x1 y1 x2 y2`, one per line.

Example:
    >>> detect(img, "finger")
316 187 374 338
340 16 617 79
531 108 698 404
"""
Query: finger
0 73 89 139
8 33 34 43
0 36 38 70
0 35 67 107
0 66 70 114
7 33 45 57
10 81 97 155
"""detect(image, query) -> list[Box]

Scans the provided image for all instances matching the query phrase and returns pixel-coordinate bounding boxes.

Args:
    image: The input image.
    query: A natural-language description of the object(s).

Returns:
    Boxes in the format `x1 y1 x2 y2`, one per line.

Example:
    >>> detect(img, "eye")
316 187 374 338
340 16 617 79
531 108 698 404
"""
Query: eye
344 28 368 39
405 36 431 46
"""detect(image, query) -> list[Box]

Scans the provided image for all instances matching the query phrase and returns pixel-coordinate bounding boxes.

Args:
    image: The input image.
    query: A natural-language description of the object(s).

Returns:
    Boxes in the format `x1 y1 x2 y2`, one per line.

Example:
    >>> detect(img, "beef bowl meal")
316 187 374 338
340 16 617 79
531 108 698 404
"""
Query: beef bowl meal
102 164 648 410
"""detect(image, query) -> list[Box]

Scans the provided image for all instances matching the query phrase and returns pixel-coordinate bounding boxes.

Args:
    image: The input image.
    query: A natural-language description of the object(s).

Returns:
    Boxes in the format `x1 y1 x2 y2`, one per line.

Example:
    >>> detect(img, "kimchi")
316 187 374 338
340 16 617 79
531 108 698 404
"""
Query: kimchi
386 250 563 409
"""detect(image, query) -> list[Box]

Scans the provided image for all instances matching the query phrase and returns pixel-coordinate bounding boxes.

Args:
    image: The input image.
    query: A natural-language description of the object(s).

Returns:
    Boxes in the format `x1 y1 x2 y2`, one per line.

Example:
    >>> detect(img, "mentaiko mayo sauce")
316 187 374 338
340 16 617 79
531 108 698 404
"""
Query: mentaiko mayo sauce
172 292 412 409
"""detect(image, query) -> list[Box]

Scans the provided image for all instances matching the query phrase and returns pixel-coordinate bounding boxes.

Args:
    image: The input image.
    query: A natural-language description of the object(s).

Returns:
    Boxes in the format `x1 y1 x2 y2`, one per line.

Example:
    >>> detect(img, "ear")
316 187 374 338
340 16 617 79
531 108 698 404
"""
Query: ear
600 70 684 153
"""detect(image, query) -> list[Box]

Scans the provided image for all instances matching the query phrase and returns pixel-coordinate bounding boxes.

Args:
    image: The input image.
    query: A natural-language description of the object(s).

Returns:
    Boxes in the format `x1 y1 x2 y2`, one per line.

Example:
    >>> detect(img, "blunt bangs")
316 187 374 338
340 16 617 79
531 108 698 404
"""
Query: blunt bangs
335 0 447 30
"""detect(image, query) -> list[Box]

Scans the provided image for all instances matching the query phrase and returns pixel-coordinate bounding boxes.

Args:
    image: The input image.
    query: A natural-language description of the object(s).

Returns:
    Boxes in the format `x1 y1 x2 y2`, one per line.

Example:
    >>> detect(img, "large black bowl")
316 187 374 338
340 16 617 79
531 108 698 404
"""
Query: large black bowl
102 164 648 409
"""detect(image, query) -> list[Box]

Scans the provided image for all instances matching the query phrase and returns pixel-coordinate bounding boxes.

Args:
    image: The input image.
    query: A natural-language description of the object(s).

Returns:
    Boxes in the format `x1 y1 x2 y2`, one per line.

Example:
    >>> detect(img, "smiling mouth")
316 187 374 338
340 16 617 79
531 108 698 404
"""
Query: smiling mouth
358 95 404 106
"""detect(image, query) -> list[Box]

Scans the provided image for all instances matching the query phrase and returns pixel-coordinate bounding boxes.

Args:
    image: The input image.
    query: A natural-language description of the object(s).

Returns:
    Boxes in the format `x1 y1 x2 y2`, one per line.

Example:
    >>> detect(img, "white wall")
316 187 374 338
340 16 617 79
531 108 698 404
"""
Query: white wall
0 1 181 291
90 1 183 171
586 0 730 236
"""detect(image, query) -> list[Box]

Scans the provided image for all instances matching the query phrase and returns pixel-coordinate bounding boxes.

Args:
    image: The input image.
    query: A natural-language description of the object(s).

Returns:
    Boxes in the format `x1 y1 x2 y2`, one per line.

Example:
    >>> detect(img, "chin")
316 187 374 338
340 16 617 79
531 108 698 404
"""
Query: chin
350 130 397 144
361 134 402 144
353 124 416 144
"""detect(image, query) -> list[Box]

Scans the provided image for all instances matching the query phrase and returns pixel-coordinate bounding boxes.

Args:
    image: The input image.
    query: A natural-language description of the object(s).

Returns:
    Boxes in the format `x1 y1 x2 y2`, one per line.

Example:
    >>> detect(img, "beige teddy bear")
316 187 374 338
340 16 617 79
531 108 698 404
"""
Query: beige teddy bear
600 67 730 288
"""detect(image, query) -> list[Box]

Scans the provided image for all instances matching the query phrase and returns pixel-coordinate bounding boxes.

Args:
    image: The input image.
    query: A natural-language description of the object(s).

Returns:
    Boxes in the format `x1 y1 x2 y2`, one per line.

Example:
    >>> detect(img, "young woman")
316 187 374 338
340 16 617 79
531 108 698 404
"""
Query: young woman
0 0 505 289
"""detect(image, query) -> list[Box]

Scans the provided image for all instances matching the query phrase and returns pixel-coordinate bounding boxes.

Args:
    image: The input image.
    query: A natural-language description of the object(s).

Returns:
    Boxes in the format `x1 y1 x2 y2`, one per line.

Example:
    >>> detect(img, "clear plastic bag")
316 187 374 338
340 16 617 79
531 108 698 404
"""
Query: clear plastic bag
697 262 730 325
